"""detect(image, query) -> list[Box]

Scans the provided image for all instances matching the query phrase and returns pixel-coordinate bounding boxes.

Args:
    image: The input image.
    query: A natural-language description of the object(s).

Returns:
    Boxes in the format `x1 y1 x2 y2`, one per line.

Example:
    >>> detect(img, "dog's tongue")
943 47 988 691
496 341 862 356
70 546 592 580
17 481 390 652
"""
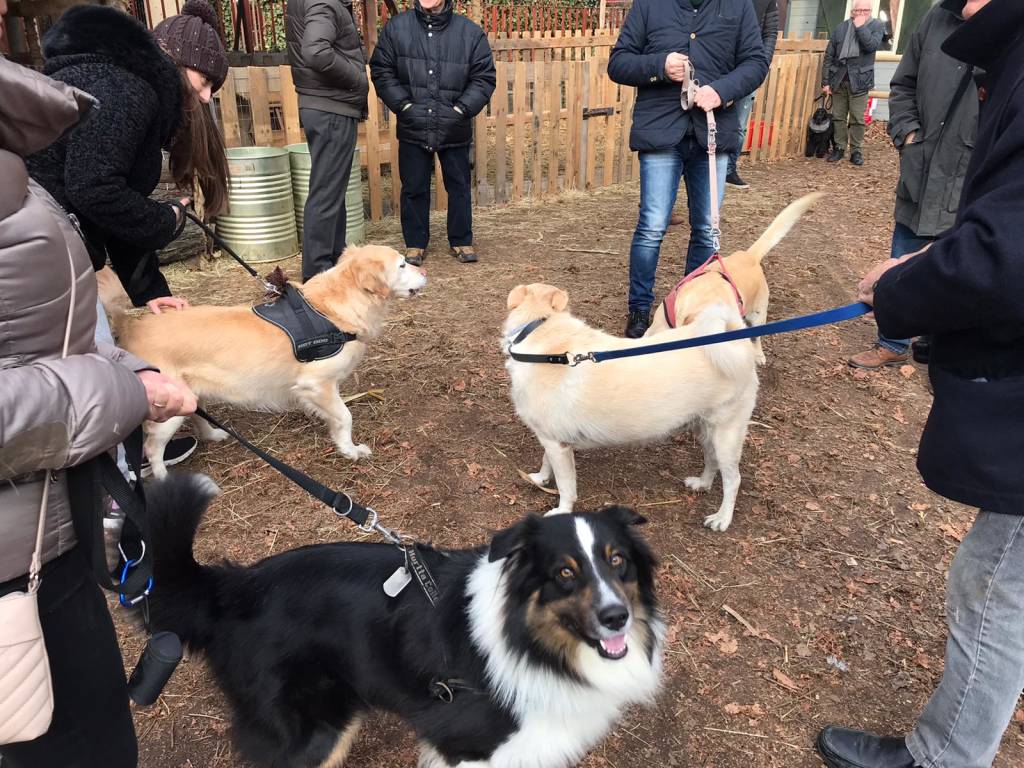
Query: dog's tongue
601 635 628 656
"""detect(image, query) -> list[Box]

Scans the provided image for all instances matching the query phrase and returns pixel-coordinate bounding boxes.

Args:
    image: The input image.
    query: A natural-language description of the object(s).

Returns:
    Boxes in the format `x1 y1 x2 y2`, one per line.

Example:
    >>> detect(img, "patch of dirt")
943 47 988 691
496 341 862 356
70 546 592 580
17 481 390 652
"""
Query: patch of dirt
119 131 1024 767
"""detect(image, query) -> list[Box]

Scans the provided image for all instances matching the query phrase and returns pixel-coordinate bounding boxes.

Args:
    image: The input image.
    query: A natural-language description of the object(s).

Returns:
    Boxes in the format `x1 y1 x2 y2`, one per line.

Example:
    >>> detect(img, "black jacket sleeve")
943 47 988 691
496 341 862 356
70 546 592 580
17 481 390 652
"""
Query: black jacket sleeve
301 0 366 92
456 30 496 118
874 96 1024 338
856 18 885 54
63 74 178 252
608 0 670 87
823 26 839 87
369 21 414 114
887 18 924 146
761 0 779 65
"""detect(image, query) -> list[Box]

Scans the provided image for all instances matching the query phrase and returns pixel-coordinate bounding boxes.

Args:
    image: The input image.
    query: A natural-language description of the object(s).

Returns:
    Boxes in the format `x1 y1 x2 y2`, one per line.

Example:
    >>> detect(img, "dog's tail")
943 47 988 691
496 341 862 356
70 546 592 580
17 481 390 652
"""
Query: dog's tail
689 302 754 381
95 267 132 333
745 192 824 265
144 473 224 651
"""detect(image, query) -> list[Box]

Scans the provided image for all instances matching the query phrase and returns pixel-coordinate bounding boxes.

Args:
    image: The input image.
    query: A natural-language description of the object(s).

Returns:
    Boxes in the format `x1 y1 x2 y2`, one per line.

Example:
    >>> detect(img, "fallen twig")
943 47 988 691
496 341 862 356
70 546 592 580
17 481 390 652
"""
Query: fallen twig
702 727 809 752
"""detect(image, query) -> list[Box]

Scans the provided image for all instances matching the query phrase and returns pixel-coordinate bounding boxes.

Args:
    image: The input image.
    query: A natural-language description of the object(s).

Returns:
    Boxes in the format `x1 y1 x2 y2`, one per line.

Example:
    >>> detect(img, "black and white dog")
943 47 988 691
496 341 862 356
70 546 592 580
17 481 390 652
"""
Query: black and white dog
145 475 664 768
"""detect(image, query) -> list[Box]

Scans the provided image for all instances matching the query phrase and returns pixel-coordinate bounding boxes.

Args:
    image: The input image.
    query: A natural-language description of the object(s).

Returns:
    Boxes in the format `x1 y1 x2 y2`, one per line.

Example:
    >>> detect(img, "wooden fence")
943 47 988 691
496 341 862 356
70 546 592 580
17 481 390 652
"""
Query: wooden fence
213 41 824 221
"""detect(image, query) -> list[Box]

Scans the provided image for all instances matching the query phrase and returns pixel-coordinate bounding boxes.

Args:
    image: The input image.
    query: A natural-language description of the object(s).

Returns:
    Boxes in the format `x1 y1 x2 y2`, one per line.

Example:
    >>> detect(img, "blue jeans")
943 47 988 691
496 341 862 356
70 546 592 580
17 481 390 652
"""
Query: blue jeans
877 222 935 354
728 93 755 175
629 135 728 312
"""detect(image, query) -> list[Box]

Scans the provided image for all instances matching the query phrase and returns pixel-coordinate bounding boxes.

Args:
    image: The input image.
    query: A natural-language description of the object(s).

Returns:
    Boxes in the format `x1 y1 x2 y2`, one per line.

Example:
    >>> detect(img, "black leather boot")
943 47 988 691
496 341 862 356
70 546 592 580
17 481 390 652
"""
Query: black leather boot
816 726 919 768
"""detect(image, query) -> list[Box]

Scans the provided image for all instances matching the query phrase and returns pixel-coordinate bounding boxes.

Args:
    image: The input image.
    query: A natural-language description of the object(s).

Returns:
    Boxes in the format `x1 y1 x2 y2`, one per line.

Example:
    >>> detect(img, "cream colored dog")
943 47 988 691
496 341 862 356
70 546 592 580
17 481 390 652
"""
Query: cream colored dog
645 192 824 363
101 246 426 479
504 284 758 532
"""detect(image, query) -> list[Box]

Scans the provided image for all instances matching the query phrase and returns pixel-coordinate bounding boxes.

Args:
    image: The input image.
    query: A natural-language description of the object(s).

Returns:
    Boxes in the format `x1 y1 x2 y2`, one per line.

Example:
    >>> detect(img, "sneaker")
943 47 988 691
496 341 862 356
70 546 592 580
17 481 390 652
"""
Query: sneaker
850 150 865 166
451 245 478 263
625 310 651 339
140 436 198 477
848 345 910 369
726 171 749 189
911 337 931 365
826 149 845 163
405 248 425 266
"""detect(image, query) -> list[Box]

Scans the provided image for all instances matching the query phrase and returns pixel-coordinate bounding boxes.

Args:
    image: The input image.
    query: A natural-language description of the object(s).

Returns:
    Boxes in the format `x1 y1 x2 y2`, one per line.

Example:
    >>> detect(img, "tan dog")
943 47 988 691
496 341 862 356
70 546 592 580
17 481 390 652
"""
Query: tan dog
645 192 824 363
504 284 758 531
101 246 426 479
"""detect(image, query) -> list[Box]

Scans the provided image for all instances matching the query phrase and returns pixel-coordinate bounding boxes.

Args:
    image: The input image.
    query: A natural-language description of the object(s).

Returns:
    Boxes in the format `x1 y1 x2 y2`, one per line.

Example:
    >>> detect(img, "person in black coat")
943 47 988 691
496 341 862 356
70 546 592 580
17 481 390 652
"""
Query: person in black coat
370 0 495 265
608 0 768 337
816 2 1024 767
26 2 229 311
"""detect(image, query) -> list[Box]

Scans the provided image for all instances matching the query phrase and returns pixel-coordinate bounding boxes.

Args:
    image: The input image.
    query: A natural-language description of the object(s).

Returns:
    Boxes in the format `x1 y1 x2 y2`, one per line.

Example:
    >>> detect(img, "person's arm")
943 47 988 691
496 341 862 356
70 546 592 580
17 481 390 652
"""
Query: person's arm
369 22 414 114
761 0 779 65
873 98 1024 338
887 17 924 147
0 354 149 480
706 3 769 104
301 0 366 91
855 17 885 54
454 31 496 118
608 1 668 86
62 75 179 252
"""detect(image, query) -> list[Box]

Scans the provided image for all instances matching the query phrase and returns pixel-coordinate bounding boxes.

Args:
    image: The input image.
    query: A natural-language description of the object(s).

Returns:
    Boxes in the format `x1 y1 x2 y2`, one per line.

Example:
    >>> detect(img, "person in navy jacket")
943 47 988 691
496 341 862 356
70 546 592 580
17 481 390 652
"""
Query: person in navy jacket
608 0 768 338
817 1 1024 766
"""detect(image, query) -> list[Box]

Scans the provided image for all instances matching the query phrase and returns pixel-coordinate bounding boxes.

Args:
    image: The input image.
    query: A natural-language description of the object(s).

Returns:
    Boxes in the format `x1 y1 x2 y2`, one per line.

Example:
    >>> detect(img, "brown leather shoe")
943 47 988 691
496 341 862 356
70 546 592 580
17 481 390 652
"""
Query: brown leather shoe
451 245 478 263
848 345 910 369
405 248 425 266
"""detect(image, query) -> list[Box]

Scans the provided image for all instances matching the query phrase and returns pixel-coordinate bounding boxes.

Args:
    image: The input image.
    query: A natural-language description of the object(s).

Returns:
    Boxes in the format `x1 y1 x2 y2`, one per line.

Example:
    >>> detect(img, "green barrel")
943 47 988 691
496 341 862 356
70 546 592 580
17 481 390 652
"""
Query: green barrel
285 143 365 247
216 147 299 263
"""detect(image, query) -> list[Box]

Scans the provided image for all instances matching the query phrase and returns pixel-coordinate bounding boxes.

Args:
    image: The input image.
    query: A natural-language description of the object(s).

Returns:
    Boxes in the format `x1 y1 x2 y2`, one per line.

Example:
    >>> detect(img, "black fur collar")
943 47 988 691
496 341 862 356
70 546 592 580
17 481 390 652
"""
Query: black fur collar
41 5 181 143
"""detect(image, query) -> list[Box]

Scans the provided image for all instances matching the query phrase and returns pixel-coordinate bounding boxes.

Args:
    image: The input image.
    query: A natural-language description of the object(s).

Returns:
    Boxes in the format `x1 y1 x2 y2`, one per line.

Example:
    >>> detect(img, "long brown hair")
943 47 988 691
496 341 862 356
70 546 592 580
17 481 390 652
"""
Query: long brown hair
168 68 230 218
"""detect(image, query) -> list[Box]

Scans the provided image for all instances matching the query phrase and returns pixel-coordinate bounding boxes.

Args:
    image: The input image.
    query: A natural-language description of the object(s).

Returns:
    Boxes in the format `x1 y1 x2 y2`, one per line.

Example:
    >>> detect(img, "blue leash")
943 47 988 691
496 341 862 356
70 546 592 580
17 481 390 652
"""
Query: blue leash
507 302 872 365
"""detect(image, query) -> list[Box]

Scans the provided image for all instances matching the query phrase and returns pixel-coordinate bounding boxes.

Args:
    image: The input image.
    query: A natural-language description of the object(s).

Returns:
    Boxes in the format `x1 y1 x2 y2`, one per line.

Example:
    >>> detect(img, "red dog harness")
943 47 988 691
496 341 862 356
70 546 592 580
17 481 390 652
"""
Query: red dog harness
662 253 746 328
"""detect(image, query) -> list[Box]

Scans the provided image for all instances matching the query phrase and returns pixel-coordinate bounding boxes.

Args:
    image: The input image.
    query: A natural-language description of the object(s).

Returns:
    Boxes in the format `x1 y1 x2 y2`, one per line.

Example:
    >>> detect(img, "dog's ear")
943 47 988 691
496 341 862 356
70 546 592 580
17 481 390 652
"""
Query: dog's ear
353 256 391 299
488 516 539 562
507 284 528 310
548 287 569 312
600 505 647 528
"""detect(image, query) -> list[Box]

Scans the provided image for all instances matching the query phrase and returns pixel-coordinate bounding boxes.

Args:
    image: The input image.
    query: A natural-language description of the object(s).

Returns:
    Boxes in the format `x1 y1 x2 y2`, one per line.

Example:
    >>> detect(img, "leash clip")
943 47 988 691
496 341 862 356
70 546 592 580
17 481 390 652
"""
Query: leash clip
570 352 596 366
357 507 379 534
118 542 154 608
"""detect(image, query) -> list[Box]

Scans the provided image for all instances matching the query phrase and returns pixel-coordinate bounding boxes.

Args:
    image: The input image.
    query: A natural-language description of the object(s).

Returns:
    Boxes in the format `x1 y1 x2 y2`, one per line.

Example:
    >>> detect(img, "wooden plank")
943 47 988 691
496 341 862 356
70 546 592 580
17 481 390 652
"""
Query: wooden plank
603 75 618 187
565 61 583 189
762 57 784 162
546 59 562 196
493 60 509 204
433 155 447 211
365 81 383 221
583 56 600 189
749 59 773 163
218 70 242 148
248 66 273 146
530 61 545 198
278 65 303 145
772 56 798 161
793 53 815 157
512 60 526 202
474 104 489 204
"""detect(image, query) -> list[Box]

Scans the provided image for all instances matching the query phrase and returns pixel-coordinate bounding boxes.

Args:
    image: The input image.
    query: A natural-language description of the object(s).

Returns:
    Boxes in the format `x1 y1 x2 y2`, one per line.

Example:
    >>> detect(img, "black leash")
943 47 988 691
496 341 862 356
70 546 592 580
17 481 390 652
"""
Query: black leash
183 210 282 297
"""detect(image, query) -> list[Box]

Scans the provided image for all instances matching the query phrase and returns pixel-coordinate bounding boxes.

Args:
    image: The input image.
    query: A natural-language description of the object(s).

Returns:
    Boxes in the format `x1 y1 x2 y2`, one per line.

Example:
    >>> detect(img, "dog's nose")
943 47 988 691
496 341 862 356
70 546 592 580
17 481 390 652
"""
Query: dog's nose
598 605 629 631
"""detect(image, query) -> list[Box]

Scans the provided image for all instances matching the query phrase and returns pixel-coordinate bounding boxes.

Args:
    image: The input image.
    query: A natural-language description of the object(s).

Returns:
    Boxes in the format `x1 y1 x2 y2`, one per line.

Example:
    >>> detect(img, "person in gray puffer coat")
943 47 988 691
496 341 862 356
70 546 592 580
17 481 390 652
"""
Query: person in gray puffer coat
0 54 196 768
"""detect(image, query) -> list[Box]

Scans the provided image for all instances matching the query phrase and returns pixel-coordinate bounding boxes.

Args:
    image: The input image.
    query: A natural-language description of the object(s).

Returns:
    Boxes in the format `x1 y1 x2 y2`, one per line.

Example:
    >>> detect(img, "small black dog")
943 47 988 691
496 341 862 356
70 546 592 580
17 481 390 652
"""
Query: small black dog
805 95 835 158
145 475 663 768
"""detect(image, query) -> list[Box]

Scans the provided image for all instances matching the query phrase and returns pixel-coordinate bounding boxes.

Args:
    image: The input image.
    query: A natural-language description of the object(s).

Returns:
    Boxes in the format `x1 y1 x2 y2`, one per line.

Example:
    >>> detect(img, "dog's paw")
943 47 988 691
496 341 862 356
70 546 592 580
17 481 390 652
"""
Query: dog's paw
755 351 767 365
544 507 572 517
685 475 713 492
205 428 230 442
341 443 372 461
528 471 553 488
703 509 734 532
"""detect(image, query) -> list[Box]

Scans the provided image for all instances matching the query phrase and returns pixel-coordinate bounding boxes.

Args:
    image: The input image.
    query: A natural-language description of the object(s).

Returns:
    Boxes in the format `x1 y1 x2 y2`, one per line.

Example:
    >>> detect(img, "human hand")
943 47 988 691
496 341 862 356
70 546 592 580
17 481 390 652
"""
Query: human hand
822 85 832 96
136 370 198 422
665 52 689 83
172 197 191 225
856 245 931 305
694 85 722 111
904 131 917 146
852 9 871 27
146 296 190 314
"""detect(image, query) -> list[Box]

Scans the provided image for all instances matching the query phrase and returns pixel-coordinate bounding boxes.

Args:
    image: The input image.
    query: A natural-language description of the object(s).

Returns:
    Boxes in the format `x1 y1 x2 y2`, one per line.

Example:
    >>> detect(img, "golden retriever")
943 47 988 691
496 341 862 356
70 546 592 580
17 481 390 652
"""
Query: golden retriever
101 246 426 479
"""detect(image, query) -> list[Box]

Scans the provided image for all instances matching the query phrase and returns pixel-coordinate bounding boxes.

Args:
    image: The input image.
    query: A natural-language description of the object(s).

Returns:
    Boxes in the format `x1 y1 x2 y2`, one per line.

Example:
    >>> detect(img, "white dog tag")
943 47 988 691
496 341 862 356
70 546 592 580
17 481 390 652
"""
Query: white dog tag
383 566 412 597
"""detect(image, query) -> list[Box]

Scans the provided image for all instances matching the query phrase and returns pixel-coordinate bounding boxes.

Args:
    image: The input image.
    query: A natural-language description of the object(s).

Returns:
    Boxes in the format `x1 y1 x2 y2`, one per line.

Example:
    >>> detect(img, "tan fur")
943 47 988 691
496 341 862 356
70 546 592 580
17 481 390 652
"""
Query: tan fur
524 589 586 668
645 192 825 363
318 718 363 768
104 245 426 478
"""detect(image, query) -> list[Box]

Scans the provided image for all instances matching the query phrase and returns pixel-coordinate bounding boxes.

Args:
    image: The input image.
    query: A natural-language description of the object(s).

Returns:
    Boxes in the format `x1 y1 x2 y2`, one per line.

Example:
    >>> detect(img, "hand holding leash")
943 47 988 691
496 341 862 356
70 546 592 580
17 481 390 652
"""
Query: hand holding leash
664 52 690 82
693 85 722 111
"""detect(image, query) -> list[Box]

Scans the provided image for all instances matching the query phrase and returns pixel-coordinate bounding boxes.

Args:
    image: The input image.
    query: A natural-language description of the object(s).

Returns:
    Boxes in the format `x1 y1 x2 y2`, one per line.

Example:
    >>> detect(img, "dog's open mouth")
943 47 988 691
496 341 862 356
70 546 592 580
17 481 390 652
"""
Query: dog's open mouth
597 634 629 660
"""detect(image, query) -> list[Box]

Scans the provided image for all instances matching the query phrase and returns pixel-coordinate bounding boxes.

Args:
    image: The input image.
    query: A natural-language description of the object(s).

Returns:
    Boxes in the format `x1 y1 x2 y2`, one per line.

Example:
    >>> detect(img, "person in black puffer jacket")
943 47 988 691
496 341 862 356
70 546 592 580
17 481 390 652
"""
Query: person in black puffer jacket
370 0 495 265
26 2 228 311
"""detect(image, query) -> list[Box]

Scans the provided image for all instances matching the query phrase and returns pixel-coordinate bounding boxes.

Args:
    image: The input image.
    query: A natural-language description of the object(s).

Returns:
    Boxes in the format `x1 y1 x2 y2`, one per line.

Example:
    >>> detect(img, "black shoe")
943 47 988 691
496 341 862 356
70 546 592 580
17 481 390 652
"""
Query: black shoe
827 149 845 163
725 171 749 189
815 726 919 768
850 150 865 166
140 436 198 477
625 310 651 339
911 336 931 365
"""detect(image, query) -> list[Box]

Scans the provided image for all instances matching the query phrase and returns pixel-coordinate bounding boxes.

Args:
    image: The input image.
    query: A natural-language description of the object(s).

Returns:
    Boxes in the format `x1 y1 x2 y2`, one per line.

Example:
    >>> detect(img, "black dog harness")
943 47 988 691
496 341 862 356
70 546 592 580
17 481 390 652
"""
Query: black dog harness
253 284 356 363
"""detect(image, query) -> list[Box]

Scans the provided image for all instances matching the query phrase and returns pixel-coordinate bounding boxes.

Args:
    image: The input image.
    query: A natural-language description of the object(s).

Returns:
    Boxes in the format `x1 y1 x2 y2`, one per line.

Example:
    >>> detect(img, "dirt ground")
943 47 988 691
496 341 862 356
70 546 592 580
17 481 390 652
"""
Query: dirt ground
118 130 1024 767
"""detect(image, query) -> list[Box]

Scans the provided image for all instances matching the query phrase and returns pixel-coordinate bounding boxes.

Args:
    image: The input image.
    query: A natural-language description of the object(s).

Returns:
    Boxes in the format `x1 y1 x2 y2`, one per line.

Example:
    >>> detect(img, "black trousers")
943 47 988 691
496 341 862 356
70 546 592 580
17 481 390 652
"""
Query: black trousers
300 108 358 281
398 141 472 250
0 549 137 768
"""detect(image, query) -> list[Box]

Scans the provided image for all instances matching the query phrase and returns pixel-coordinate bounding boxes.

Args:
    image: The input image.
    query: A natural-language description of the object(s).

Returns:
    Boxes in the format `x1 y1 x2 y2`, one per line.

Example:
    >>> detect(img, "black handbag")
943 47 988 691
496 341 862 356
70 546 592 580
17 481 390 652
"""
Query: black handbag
805 94 835 158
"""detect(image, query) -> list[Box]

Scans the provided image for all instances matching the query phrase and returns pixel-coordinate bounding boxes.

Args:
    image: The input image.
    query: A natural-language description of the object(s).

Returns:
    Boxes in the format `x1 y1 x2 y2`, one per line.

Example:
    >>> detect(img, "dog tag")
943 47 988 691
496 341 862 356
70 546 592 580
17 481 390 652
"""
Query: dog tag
383 566 412 598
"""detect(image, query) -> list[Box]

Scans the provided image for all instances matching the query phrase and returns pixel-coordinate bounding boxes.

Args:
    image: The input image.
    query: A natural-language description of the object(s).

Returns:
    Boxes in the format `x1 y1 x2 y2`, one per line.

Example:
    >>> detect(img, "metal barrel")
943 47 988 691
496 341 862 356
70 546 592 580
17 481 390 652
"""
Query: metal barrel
285 143 366 247
216 147 299 263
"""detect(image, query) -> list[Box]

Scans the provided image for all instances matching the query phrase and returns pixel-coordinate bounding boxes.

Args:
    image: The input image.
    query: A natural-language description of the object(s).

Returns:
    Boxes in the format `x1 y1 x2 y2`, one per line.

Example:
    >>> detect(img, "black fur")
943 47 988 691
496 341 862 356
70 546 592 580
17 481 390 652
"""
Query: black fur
144 475 659 768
